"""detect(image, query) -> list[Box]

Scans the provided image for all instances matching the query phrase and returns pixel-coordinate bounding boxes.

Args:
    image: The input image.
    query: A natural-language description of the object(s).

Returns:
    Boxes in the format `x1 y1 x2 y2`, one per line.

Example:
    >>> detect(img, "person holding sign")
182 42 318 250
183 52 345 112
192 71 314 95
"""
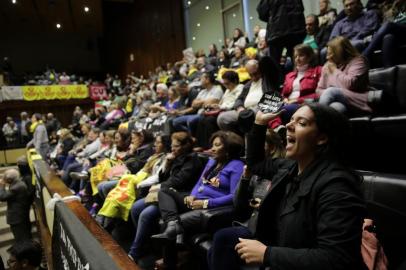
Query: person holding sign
208 103 365 270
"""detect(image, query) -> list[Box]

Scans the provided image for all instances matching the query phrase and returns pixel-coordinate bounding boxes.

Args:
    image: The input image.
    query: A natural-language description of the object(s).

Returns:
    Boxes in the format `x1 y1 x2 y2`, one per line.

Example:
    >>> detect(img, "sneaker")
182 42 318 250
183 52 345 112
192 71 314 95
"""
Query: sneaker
69 172 89 181
89 203 99 217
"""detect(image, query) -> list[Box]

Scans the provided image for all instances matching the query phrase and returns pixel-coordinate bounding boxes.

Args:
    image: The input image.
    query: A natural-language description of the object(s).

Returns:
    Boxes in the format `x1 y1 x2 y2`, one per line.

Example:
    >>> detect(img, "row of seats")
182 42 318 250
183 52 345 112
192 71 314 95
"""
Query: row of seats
349 64 406 174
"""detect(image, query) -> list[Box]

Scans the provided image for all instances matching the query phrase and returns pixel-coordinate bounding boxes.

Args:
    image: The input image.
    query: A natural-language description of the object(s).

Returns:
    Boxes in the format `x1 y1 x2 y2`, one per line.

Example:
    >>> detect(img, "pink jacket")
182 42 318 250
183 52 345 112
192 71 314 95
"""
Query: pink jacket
282 66 322 103
317 56 372 112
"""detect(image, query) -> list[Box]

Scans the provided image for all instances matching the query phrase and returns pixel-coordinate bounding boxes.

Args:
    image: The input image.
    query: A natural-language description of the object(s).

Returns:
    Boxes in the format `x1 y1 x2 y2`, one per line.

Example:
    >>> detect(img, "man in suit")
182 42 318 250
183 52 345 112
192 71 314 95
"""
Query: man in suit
0 169 32 243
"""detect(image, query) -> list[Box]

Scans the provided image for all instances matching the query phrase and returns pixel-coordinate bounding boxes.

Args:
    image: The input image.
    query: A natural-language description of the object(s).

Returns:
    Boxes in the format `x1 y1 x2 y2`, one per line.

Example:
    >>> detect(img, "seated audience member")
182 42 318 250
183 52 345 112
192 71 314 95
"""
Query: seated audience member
99 102 125 130
26 113 49 160
227 28 247 54
154 83 169 106
148 86 180 116
216 49 231 70
196 70 243 149
329 0 380 52
172 72 223 135
363 0 406 67
127 132 204 261
318 36 372 115
229 46 247 69
152 131 244 269
2 117 19 148
7 241 42 270
318 0 337 48
217 57 281 133
0 169 32 243
208 104 365 270
207 43 218 67
271 44 322 128
59 71 70 84
60 128 101 191
96 135 170 225
96 129 153 201
303 14 321 50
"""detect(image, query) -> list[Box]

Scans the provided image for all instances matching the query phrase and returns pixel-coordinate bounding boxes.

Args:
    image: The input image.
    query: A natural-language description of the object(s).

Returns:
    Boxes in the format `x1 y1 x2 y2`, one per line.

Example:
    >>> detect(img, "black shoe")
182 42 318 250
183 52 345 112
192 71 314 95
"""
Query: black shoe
151 220 184 241
69 171 89 181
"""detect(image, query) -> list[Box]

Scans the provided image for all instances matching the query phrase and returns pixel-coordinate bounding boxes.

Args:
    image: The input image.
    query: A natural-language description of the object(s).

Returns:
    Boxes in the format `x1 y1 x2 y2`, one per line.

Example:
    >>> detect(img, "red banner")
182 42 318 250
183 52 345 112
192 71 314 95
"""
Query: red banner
89 84 108 101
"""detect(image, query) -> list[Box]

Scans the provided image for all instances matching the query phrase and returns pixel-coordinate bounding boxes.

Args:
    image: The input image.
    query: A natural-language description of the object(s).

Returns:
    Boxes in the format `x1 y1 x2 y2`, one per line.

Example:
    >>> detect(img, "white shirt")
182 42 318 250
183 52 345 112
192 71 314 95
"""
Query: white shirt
220 84 244 110
288 71 305 100
244 79 263 109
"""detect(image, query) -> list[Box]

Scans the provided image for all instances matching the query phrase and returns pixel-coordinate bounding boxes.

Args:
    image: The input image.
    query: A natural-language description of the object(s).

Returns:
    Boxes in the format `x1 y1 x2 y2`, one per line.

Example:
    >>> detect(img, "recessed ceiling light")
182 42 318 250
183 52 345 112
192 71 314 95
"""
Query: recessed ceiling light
192 37 196 41
197 23 200 27
56 23 61 29
11 0 17 4
250 16 253 20
84 6 90 13
205 5 209 10
187 1 191 5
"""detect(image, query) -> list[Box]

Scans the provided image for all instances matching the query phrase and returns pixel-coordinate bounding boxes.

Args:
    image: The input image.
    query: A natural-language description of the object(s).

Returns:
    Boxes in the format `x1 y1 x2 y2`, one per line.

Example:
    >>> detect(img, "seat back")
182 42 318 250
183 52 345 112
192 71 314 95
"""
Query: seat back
368 66 399 114
361 171 406 269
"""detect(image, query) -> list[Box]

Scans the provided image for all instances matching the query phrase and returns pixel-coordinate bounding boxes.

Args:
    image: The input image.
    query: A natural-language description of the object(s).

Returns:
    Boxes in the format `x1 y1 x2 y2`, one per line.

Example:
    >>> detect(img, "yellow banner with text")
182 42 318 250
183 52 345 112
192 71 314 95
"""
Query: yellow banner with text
22 85 89 101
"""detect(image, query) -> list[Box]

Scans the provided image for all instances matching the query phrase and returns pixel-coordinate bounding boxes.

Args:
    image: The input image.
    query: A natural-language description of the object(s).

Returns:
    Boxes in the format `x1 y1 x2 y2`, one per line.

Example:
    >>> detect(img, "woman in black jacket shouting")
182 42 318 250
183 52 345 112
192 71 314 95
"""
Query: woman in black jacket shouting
209 103 366 270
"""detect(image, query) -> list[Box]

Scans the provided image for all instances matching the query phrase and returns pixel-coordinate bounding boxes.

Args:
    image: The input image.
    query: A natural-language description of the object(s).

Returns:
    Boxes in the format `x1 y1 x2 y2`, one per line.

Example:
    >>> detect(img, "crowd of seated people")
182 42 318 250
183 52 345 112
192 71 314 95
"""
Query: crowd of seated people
4 0 405 269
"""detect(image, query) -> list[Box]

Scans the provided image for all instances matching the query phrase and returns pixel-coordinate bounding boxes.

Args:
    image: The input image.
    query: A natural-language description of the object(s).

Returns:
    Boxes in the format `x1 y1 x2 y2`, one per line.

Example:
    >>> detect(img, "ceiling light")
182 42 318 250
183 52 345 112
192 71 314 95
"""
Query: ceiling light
12 0 17 4
84 6 90 13
233 13 236 17
187 1 191 5
197 23 200 27
205 6 209 10
56 23 61 29
192 37 196 41
250 16 253 20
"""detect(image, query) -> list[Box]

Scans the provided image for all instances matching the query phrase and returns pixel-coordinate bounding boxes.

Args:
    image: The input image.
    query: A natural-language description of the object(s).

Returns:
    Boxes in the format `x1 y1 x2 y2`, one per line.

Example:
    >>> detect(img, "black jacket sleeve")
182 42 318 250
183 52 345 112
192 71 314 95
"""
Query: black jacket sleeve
266 173 366 270
160 153 205 192
246 123 277 178
125 145 154 174
233 177 253 221
257 0 271 22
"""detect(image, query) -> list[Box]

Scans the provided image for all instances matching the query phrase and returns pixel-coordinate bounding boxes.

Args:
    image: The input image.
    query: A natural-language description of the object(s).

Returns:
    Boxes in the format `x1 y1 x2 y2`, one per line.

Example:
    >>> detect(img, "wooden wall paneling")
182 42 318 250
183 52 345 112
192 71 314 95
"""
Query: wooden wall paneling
102 0 186 77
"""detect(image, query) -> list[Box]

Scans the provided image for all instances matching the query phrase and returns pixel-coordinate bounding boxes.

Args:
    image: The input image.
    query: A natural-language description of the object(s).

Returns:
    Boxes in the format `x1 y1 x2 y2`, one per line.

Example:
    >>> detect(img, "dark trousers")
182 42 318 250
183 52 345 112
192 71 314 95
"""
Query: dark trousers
208 226 254 270
158 188 206 269
10 222 32 243
267 33 306 64
196 115 219 149
158 188 193 224
363 22 406 68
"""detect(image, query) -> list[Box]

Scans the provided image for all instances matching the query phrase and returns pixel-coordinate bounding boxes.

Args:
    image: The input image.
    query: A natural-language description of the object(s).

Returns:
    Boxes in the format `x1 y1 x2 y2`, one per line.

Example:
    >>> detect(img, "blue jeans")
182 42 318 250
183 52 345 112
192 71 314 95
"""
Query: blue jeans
128 199 160 259
172 114 202 134
208 226 254 270
363 22 406 68
97 180 118 200
318 87 348 113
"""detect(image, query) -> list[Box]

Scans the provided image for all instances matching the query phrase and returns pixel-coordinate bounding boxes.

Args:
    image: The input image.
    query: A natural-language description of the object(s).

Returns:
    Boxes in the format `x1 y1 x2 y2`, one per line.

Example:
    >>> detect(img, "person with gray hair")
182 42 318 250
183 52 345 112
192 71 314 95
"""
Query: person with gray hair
26 113 49 160
0 169 32 243
217 60 263 132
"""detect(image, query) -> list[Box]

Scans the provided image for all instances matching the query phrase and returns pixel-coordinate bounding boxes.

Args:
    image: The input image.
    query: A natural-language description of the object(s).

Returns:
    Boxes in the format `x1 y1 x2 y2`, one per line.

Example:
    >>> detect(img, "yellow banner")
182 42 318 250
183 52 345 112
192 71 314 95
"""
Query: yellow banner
22 85 88 101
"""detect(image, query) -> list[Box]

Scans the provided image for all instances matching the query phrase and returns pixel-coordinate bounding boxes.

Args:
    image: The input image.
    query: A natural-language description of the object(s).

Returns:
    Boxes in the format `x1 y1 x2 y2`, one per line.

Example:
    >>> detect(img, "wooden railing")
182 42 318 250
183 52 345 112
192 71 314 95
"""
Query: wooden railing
29 152 140 270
